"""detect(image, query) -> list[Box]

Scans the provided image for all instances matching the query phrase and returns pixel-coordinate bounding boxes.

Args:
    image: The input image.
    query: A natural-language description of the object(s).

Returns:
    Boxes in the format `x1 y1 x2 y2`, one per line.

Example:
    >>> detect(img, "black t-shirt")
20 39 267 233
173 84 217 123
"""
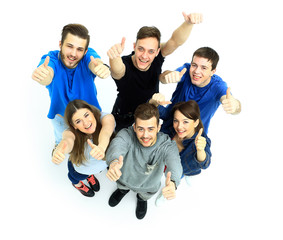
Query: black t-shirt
113 51 165 114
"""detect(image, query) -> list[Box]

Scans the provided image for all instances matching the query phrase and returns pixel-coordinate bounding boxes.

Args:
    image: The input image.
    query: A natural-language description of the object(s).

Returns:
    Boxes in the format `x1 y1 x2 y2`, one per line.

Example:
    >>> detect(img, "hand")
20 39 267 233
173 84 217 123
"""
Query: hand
107 37 126 60
150 93 172 106
106 156 123 181
32 56 52 84
52 141 67 165
182 12 203 24
222 87 239 114
195 128 206 151
87 139 105 160
162 172 176 200
90 56 110 79
164 68 187 84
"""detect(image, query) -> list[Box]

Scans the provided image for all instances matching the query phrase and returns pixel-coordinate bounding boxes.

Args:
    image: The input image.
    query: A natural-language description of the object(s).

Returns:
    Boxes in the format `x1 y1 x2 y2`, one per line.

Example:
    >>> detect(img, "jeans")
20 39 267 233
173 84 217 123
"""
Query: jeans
67 160 89 185
50 115 68 145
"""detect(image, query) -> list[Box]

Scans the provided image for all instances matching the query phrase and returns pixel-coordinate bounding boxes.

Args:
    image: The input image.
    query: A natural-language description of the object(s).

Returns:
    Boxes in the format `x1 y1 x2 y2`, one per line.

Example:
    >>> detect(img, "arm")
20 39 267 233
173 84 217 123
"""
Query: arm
98 114 115 153
32 56 54 86
52 130 75 164
220 87 242 114
107 37 126 80
160 12 203 57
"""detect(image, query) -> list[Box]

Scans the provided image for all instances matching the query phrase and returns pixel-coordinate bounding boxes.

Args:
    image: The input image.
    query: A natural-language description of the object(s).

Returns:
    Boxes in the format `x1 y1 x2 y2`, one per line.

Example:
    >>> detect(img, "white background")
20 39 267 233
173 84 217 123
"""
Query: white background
1 0 282 239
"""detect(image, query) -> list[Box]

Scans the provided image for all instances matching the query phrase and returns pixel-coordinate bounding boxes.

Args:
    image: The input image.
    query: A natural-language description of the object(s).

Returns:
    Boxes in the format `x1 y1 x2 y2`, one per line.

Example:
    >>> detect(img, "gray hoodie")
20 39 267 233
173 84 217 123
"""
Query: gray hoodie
106 127 182 193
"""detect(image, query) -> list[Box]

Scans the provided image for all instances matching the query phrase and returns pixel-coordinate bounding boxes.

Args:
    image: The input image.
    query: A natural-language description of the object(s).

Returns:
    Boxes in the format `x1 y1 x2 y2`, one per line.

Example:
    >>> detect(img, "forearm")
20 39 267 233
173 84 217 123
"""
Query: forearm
109 57 125 80
171 21 194 47
98 115 115 152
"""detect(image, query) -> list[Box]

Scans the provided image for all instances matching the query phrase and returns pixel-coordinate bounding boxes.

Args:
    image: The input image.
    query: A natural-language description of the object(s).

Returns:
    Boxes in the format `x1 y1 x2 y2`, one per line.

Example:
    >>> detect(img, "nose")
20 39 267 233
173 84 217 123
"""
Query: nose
143 130 149 138
70 48 77 57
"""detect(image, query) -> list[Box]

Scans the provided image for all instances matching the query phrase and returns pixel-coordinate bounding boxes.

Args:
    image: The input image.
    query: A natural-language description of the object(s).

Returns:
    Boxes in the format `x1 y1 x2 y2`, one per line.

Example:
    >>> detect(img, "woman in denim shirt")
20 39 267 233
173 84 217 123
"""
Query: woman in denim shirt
170 100 212 185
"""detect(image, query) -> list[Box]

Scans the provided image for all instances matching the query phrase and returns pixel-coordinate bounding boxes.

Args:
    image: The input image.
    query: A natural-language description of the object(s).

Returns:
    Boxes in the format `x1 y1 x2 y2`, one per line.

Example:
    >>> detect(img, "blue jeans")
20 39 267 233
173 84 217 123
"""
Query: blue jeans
50 115 68 145
67 161 89 185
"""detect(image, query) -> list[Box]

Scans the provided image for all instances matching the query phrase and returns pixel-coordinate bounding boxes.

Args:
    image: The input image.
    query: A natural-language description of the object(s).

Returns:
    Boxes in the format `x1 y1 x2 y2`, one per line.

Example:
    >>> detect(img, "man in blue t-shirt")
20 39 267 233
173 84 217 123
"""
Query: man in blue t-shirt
32 24 114 156
150 47 241 134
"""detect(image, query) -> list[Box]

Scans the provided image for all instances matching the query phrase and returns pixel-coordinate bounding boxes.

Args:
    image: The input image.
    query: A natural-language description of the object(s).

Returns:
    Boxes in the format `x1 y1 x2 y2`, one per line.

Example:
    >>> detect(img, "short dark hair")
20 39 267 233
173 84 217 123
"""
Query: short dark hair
134 103 159 125
192 47 219 70
61 24 90 50
136 26 161 48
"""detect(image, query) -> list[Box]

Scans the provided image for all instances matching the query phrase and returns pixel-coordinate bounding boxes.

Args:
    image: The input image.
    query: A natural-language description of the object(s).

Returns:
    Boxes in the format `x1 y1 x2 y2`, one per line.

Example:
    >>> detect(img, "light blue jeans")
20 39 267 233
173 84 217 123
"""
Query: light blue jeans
51 115 68 145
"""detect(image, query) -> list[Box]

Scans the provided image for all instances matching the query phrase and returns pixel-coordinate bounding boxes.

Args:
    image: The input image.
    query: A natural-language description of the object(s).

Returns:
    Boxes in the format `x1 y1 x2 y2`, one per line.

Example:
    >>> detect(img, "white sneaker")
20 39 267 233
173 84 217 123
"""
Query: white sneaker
155 192 167 207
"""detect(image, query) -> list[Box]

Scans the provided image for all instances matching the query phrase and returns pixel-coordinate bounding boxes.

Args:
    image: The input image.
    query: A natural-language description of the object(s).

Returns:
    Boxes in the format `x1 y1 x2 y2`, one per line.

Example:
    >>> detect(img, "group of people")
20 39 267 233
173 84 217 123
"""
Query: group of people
32 12 241 220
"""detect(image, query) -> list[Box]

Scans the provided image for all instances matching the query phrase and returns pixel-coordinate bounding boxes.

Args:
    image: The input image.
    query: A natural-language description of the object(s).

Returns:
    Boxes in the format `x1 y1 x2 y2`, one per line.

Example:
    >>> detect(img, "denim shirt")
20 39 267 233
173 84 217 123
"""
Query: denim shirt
176 131 212 176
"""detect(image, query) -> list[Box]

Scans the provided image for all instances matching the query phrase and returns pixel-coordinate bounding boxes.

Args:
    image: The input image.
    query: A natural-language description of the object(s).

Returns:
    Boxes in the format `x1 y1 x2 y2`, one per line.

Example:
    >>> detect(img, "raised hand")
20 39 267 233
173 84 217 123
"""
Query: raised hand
162 172 176 200
52 141 67 165
106 156 124 181
164 68 187 83
222 87 239 114
182 12 203 24
90 56 110 79
107 37 126 60
32 56 53 85
87 139 105 160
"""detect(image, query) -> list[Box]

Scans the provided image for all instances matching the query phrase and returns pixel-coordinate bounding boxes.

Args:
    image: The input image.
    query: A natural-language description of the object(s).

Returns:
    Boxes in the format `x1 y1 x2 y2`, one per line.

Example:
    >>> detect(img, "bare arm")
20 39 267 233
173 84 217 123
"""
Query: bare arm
98 114 115 152
161 12 203 57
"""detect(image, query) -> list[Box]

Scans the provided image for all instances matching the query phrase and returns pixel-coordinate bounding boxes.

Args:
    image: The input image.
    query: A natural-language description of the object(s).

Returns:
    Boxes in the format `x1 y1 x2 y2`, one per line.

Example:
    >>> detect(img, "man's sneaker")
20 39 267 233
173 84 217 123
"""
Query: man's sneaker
73 181 94 197
87 175 100 192
136 194 147 220
108 189 130 207
155 191 167 207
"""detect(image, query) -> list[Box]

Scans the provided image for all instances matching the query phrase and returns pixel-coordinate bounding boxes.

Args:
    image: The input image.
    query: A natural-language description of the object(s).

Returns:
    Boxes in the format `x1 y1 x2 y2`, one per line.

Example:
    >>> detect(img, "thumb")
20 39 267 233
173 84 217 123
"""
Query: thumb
179 68 187 77
90 56 99 66
60 141 67 153
165 171 171 186
226 87 231 99
44 56 50 68
87 139 95 148
195 128 203 143
118 155 124 167
121 37 126 50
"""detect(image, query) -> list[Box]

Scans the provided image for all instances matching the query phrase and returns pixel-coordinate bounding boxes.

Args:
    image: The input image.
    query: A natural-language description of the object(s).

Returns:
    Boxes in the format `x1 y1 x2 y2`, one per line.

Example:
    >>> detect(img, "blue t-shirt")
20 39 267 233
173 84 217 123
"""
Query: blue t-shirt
159 63 227 134
38 48 102 119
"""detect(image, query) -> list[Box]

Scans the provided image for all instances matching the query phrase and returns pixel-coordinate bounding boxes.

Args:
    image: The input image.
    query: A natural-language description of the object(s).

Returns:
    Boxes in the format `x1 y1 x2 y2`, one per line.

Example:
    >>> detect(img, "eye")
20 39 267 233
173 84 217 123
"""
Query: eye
138 47 144 52
75 119 81 125
149 50 155 54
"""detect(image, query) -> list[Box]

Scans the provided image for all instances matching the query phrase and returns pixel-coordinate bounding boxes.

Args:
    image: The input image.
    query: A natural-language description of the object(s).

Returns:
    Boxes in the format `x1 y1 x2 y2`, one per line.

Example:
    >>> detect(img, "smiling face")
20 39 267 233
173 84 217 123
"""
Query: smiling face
133 116 160 147
189 56 216 87
173 110 199 140
132 37 160 71
72 108 97 135
59 33 88 69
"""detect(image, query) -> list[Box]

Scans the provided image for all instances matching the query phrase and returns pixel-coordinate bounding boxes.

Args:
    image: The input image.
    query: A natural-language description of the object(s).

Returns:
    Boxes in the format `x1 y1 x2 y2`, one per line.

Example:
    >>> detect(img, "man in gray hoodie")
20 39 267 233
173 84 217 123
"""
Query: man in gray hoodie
106 103 182 219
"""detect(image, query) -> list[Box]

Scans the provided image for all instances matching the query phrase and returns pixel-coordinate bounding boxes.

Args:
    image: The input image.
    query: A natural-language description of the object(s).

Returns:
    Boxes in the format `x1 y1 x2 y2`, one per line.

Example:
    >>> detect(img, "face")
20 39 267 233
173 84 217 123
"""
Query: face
173 110 199 140
190 56 216 87
132 37 160 71
59 33 88 69
72 108 97 135
133 117 160 147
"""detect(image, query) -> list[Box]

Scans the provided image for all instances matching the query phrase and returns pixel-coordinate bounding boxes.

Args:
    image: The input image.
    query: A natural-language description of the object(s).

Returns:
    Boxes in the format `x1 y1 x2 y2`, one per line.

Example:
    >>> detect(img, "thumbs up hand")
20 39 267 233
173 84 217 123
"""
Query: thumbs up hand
182 12 203 24
162 172 176 200
195 128 206 152
106 156 124 181
222 87 239 114
164 68 187 84
90 56 110 79
107 37 126 60
52 140 68 165
149 93 172 107
32 56 53 85
87 139 105 160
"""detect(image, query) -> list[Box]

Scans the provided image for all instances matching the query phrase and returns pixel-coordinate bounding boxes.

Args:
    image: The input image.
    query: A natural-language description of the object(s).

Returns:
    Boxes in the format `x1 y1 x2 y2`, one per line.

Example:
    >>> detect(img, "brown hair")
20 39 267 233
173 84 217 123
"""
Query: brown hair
64 99 102 166
61 24 90 50
192 47 219 70
136 26 161 48
134 103 160 125
172 100 204 133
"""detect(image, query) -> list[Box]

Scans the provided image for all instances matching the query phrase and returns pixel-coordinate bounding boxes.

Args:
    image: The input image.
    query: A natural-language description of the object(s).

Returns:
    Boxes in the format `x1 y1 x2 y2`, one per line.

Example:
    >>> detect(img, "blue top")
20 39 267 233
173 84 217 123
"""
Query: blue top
159 63 228 134
38 48 102 119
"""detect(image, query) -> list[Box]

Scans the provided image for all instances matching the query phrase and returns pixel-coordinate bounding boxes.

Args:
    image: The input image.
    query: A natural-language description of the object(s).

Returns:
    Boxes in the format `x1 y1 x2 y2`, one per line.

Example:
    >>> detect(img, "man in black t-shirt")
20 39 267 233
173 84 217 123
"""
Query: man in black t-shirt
107 12 203 132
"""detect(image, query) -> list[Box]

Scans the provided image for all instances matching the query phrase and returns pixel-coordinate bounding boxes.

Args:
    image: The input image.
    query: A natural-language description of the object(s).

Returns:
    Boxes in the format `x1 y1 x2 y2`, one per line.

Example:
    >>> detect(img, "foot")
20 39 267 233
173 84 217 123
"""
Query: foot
108 189 129 207
73 181 94 197
136 194 147 220
87 175 100 192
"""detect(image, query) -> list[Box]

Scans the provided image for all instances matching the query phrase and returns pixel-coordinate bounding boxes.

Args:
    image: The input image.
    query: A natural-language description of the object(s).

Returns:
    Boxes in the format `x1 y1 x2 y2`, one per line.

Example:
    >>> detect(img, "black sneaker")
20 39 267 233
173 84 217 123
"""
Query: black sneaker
136 194 147 220
73 181 95 197
108 189 130 207
87 175 100 192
